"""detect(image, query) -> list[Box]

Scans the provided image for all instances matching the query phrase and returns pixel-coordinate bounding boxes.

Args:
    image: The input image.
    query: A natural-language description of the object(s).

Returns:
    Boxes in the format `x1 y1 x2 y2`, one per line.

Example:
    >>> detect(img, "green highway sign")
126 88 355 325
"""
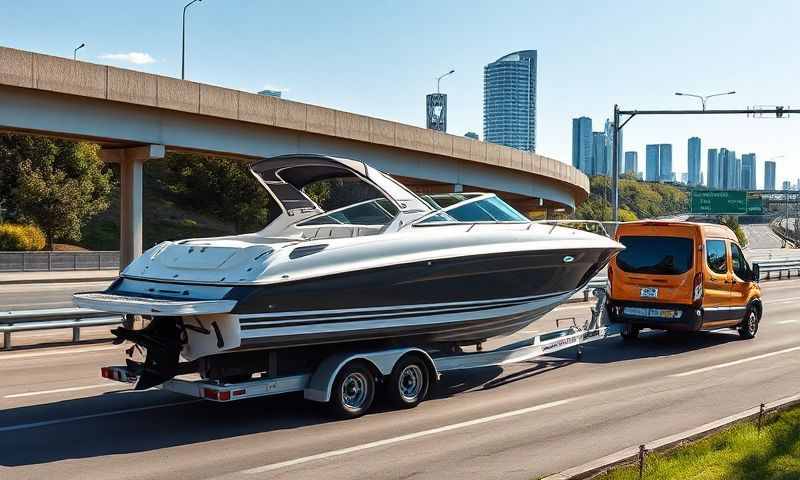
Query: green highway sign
690 191 763 214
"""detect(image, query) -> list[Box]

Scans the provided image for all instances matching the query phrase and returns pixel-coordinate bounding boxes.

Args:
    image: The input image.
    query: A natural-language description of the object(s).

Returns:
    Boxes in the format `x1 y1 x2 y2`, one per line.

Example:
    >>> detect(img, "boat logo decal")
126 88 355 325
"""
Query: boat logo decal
562 256 575 263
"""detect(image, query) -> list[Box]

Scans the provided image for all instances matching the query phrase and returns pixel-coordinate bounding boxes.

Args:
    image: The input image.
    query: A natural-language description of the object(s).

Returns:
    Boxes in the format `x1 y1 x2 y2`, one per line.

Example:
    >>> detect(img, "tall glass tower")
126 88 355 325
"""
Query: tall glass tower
687 137 701 186
571 117 593 175
483 50 537 151
765 161 776 190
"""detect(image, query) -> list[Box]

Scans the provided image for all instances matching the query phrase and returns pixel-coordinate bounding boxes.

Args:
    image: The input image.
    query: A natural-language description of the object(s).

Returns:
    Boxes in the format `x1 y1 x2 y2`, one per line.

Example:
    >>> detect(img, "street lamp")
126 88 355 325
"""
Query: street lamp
674 91 736 111
436 69 455 94
181 0 203 80
73 43 85 61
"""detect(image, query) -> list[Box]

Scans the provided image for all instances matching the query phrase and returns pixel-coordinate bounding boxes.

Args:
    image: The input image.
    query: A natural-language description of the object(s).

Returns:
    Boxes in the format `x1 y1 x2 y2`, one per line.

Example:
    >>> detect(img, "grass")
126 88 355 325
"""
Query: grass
592 405 800 480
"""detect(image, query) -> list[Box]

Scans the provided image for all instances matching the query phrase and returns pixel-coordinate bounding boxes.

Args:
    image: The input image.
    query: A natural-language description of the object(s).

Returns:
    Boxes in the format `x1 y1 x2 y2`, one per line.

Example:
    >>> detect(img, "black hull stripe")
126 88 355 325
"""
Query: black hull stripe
239 292 569 325
240 300 533 329
238 291 567 326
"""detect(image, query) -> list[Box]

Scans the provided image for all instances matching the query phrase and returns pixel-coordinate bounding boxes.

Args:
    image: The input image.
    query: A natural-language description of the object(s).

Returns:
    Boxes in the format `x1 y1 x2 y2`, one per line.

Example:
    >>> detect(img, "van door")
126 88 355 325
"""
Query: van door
703 239 733 325
728 242 751 323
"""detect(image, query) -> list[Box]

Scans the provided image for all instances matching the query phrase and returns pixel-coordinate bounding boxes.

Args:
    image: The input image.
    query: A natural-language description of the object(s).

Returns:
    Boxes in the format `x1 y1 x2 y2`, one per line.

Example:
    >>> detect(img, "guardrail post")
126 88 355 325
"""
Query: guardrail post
584 289 590 302
3 331 10 350
72 325 81 343
48 251 52 271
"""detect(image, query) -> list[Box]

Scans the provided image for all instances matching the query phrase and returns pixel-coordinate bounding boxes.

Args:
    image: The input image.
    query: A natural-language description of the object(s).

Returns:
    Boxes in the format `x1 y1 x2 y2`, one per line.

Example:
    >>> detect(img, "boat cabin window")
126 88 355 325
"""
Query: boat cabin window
417 195 529 224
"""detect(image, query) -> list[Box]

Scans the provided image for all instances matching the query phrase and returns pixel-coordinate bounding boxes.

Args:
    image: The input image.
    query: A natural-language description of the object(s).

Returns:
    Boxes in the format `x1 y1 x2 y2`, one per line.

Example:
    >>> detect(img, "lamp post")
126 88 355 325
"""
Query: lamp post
73 43 85 61
674 91 736 111
181 0 203 80
436 69 455 94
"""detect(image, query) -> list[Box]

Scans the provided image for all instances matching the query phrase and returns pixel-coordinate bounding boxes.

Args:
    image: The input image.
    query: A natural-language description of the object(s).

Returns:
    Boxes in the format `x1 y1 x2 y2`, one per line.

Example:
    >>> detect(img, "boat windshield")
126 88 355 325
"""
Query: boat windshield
297 198 399 226
416 194 529 224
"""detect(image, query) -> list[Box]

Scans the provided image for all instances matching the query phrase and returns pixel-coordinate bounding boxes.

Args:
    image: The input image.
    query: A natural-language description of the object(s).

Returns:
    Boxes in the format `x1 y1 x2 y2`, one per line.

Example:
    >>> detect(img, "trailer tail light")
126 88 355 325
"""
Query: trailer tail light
693 271 704 302
233 389 246 397
100 367 111 379
202 388 232 401
202 388 219 400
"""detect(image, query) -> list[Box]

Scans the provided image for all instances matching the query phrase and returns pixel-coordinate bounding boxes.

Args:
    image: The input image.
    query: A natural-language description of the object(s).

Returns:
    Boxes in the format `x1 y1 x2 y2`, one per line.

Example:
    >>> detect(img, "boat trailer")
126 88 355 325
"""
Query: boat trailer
101 289 617 417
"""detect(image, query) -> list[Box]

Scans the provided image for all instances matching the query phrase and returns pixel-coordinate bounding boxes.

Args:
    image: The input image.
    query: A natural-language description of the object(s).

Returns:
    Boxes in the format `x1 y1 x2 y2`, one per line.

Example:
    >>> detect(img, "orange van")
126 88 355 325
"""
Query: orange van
607 221 762 340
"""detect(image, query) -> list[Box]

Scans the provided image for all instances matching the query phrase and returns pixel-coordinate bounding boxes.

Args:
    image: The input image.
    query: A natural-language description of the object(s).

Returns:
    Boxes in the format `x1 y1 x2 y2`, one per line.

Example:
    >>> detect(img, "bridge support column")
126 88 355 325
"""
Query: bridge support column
102 145 165 269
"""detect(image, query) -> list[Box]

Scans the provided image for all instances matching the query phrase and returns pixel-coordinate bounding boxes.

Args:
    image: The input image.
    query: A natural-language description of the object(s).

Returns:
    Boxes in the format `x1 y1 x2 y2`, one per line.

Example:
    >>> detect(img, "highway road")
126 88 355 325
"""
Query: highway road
2 280 800 479
742 223 784 249
0 281 112 310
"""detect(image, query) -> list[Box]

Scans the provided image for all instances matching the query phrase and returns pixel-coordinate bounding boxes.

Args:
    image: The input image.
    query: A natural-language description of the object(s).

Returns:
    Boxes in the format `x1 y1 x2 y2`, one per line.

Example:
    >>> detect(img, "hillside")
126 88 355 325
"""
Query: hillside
575 175 689 221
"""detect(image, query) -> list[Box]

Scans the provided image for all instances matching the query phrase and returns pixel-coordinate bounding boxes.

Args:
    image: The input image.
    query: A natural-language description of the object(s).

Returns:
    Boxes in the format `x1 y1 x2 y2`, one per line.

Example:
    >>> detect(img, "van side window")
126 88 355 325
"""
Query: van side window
730 243 749 280
706 240 727 274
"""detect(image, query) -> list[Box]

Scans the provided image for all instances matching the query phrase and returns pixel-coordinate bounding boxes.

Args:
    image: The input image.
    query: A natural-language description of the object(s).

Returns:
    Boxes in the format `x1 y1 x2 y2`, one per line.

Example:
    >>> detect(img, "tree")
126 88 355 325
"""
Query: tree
576 175 688 222
0 135 112 249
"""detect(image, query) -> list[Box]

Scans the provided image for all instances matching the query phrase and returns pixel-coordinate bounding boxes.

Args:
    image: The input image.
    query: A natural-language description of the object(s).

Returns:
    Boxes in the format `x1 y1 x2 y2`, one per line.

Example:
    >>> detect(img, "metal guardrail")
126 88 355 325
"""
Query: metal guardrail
755 259 800 279
0 307 122 350
0 251 119 272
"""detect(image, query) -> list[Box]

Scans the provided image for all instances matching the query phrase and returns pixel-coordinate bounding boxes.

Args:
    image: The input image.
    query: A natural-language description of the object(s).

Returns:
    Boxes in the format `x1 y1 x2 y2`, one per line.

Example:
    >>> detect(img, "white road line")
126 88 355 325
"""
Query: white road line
778 320 799 324
242 397 575 474
0 400 201 432
4 383 121 399
670 346 800 378
0 345 119 360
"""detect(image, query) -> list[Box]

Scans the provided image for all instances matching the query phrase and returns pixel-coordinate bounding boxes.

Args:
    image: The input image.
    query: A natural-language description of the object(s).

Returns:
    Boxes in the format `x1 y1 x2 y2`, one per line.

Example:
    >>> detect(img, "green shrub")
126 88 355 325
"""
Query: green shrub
0 223 47 251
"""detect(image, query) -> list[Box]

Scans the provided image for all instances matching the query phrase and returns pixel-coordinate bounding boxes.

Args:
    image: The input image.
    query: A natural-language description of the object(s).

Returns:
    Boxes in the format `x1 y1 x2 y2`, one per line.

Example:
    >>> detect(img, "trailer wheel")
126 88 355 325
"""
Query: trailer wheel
386 354 430 409
329 361 375 419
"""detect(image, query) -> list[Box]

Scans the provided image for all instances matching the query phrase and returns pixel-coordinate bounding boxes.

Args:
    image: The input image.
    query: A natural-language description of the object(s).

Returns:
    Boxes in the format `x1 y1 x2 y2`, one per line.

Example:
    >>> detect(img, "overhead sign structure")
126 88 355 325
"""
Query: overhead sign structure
690 190 763 214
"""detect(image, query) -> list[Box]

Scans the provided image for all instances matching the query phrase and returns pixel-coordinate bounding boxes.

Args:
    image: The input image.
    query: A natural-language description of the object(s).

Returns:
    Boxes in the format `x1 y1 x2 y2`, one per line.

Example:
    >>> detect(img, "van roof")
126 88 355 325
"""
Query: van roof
615 220 738 242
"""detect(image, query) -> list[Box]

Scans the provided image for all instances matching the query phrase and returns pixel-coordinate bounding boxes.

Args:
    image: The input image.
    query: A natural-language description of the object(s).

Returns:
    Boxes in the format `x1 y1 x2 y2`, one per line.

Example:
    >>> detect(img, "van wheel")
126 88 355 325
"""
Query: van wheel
738 308 759 340
329 361 375 419
386 354 430 409
621 324 640 342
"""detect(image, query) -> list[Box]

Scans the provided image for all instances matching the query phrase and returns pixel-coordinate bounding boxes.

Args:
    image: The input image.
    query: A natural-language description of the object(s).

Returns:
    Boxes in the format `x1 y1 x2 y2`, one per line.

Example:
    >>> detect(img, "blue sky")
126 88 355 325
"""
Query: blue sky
3 1 800 188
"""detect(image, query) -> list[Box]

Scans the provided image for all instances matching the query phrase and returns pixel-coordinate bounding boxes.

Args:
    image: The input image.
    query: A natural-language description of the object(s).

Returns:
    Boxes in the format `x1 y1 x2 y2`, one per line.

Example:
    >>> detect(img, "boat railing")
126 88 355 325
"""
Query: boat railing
532 219 614 238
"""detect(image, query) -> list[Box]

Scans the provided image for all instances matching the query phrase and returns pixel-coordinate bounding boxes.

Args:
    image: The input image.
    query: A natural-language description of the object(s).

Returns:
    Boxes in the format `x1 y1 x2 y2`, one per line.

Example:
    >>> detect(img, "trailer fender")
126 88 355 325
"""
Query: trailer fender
304 347 437 403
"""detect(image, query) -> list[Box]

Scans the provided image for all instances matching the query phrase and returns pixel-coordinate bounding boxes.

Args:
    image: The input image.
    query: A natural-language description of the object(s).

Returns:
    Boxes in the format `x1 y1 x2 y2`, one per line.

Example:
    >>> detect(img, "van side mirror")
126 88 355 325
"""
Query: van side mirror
751 264 760 282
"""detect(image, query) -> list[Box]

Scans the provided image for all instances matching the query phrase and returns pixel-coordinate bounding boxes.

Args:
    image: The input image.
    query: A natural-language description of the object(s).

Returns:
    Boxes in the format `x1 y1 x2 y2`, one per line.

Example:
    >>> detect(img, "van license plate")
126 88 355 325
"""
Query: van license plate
640 287 658 298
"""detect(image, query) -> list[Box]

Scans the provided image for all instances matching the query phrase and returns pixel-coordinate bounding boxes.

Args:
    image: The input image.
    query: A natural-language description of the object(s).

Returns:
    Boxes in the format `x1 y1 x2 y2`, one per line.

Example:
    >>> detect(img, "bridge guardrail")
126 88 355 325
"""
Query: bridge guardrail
0 251 119 272
0 308 122 350
755 259 800 279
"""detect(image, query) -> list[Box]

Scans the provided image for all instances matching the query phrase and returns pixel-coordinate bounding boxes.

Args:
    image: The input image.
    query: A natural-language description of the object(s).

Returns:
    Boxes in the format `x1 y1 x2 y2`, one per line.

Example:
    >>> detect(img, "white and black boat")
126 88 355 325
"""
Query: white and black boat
75 154 622 388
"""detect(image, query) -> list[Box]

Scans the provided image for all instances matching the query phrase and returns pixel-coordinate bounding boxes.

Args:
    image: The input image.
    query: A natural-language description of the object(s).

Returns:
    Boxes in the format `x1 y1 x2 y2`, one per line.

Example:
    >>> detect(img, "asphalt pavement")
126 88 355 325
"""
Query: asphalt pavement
2 280 800 479
742 223 785 249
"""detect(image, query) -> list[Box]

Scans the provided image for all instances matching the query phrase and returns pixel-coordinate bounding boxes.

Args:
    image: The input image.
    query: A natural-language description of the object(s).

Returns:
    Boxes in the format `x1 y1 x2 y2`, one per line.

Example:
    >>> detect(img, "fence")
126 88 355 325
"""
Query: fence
0 251 119 272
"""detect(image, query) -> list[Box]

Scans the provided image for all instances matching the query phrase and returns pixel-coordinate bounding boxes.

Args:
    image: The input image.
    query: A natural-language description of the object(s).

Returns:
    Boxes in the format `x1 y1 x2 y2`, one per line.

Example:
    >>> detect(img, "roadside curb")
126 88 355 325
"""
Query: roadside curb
0 275 117 286
541 391 800 480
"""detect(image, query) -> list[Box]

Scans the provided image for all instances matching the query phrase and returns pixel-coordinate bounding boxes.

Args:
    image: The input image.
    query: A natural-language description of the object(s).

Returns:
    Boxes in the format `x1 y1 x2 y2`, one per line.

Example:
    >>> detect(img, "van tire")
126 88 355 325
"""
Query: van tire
621 324 640 341
738 308 759 340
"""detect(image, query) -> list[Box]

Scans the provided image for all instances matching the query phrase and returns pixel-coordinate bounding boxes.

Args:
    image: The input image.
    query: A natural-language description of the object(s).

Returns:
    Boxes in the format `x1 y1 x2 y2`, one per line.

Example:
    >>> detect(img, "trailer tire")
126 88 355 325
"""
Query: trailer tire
386 354 430 409
329 361 376 419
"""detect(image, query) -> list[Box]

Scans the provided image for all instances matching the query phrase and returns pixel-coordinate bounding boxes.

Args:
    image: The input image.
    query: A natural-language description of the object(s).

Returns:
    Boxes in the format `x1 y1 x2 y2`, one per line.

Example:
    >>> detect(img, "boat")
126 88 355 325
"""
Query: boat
74 154 623 389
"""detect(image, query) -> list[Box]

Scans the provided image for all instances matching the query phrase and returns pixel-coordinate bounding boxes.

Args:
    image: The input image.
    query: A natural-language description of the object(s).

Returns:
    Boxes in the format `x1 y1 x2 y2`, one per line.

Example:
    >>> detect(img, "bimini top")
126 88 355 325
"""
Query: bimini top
249 154 431 217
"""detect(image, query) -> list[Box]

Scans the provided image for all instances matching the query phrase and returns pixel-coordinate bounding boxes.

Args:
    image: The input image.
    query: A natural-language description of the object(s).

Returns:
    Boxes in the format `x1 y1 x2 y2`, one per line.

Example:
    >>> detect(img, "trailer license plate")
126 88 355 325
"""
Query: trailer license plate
640 287 658 298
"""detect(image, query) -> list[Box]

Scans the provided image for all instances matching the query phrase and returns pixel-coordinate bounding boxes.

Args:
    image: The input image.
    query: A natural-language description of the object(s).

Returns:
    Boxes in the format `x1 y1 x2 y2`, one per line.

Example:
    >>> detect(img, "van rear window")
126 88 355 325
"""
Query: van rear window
616 236 693 275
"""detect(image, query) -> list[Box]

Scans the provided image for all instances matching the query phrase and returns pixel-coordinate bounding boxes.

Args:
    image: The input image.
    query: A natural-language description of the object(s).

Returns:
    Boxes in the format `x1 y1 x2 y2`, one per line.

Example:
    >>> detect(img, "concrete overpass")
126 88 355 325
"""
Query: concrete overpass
0 46 589 266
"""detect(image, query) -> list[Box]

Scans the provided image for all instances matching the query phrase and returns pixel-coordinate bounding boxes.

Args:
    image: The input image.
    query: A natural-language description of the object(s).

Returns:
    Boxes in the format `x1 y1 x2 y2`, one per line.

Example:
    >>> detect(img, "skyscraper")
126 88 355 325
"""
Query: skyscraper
426 93 447 131
765 160 777 190
645 144 660 181
624 151 638 176
483 50 537 151
687 137 701 186
707 149 720 189
592 132 607 176
571 117 593 175
659 144 673 182
741 153 756 190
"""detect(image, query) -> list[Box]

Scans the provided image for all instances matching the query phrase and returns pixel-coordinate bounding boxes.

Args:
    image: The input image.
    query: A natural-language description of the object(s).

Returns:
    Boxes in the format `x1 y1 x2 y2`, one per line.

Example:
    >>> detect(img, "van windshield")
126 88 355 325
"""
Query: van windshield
616 236 694 275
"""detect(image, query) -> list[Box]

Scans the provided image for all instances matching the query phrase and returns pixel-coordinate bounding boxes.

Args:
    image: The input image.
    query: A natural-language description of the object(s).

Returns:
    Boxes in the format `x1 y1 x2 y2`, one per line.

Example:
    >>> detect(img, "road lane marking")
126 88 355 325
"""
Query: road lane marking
4 383 121 399
778 320 799 324
242 397 576 474
0 345 119 360
0 400 200 432
670 346 800 378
